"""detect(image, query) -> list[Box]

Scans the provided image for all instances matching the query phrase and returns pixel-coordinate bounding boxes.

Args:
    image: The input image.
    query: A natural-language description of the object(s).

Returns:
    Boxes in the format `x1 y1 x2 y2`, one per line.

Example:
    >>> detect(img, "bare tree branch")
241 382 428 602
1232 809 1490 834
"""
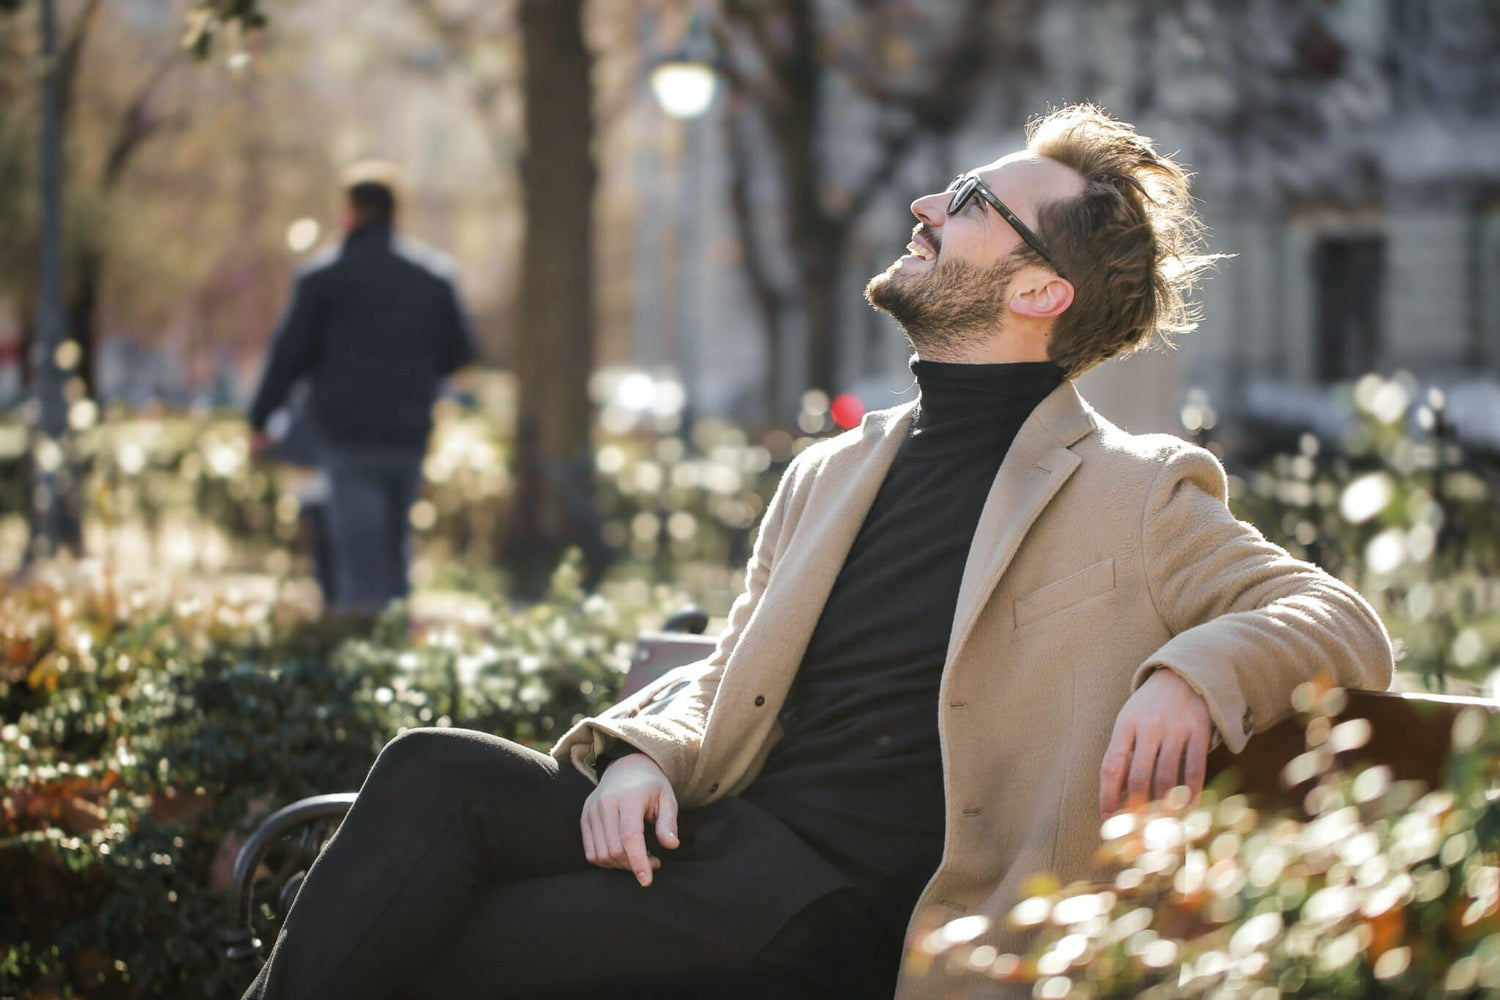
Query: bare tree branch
708 0 1036 402
716 0 791 116
406 0 521 169
55 0 105 128
722 97 789 424
723 100 787 318
840 0 1002 220
102 55 182 191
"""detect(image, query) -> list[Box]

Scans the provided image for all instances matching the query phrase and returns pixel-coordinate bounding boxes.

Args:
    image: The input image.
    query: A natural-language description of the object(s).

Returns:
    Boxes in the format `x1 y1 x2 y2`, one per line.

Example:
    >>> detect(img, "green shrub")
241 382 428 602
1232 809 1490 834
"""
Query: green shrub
0 400 805 603
910 680 1500 998
1226 374 1500 692
0 552 682 998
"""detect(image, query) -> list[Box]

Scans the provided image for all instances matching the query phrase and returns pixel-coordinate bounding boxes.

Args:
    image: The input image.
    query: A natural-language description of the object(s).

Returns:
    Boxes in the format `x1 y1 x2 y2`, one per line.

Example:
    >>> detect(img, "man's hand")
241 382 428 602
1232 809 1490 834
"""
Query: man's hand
1100 668 1212 817
580 753 680 887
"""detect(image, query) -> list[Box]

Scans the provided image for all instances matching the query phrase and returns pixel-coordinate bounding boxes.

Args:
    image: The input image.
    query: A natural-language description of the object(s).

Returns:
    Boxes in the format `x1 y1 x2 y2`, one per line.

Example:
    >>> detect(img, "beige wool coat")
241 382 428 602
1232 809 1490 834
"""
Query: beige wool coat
551 378 1395 999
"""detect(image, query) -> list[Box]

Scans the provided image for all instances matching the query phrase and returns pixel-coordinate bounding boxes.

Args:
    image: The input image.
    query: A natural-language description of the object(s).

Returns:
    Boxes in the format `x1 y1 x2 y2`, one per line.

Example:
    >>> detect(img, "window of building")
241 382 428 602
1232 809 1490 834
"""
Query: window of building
1314 235 1384 381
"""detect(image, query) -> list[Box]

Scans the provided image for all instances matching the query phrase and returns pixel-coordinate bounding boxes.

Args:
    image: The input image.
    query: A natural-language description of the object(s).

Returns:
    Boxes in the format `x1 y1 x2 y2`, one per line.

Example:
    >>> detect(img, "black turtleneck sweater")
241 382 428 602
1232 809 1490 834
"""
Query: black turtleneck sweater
741 355 1066 940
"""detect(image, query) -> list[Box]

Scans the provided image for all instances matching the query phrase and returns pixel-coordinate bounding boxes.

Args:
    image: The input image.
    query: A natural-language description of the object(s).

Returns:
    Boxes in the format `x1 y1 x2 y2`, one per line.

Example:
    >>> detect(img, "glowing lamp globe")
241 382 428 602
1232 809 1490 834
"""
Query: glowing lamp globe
650 60 717 120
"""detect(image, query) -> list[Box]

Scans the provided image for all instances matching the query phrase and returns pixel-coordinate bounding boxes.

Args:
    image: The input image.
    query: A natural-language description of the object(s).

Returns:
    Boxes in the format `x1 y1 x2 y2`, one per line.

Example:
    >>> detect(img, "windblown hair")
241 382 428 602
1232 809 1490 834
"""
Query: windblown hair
1023 104 1226 379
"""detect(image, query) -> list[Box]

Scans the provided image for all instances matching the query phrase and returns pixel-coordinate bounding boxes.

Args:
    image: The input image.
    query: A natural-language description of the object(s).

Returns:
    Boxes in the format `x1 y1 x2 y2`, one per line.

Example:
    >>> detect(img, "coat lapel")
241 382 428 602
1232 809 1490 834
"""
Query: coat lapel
945 380 1096 665
750 401 919 653
685 401 918 797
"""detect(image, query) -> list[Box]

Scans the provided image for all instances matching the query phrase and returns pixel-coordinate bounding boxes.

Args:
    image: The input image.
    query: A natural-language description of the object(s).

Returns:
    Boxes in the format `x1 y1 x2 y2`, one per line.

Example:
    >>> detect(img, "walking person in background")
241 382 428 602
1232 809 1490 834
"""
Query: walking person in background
249 162 477 615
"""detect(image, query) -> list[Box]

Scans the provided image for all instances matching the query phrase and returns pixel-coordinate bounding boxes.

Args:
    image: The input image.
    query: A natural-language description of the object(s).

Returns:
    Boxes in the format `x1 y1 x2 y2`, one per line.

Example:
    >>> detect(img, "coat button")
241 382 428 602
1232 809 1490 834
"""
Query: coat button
708 782 719 793
754 695 765 706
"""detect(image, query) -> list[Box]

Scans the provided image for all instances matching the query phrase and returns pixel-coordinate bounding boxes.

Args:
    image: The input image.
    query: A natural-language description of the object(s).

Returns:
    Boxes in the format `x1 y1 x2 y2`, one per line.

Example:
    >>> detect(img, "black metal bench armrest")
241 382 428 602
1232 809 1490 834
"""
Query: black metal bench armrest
222 793 357 968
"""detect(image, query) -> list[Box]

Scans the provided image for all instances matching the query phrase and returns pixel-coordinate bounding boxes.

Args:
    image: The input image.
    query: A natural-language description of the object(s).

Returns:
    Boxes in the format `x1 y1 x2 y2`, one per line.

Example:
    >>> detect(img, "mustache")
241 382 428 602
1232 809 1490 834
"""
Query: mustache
912 223 941 255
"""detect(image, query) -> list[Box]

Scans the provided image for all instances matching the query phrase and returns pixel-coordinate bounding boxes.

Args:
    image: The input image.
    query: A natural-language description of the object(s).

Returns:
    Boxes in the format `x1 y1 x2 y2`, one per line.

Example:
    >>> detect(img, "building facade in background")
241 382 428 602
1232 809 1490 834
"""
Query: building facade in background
643 0 1499 450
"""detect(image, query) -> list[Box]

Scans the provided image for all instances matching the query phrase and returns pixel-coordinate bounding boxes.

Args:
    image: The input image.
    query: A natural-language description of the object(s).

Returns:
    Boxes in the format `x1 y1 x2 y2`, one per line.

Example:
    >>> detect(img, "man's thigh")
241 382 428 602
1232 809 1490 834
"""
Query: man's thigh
757 887 904 999
407 866 787 999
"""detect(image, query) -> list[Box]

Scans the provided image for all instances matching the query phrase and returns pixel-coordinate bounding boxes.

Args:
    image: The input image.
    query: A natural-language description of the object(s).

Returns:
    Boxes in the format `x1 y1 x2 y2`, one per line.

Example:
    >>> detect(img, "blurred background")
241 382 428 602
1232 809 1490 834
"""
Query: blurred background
3 4 1500 995
1 0 1498 673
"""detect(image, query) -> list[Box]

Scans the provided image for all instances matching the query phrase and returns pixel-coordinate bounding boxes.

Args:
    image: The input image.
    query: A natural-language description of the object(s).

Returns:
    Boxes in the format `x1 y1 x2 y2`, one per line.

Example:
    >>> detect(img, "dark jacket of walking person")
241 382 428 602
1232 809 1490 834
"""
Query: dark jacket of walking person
248 166 477 614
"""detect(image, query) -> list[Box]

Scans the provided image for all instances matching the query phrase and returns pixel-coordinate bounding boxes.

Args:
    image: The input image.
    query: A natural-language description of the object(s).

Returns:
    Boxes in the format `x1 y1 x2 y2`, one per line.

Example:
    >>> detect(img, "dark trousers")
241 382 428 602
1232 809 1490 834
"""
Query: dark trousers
323 447 425 615
299 501 338 607
239 728 901 1000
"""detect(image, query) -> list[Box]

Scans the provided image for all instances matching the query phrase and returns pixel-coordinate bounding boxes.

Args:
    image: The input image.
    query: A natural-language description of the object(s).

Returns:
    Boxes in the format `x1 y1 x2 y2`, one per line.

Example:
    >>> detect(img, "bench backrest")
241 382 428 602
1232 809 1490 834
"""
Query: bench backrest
1205 689 1497 814
619 632 719 697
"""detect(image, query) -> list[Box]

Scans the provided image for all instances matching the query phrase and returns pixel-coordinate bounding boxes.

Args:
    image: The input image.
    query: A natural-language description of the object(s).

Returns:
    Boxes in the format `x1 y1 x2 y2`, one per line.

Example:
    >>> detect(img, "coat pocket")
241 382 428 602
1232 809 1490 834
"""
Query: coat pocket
1013 557 1116 629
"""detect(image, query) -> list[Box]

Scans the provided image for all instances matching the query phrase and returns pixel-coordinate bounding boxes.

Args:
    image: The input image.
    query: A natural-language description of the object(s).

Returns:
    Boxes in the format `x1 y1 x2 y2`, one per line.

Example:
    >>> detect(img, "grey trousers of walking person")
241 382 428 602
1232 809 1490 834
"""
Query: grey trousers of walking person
239 727 904 1000
321 446 425 615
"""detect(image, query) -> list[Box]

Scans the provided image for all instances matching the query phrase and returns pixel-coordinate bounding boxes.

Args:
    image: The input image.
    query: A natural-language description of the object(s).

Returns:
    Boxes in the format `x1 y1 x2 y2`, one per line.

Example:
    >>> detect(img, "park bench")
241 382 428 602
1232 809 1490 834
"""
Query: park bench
221 613 1499 972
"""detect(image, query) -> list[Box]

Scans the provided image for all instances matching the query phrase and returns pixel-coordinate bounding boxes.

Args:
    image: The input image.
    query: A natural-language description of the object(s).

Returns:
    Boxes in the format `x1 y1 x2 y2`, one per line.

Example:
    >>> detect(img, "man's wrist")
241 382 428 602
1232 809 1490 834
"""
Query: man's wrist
594 744 640 778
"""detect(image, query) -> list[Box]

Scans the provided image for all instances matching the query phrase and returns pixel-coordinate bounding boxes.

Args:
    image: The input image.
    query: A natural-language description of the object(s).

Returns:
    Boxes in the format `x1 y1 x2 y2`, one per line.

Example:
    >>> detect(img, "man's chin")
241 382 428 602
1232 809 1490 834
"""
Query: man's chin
863 275 894 316
864 264 915 311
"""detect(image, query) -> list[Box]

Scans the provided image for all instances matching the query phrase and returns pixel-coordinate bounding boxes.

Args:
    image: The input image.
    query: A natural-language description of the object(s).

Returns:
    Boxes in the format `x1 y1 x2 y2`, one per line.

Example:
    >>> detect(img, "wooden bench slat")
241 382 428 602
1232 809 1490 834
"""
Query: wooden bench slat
1207 688 1496 815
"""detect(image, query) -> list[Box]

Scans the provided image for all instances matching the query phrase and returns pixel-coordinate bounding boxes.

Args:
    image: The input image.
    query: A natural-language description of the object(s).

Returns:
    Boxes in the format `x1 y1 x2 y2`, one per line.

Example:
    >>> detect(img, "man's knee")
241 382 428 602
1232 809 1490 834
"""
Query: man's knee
372 728 530 786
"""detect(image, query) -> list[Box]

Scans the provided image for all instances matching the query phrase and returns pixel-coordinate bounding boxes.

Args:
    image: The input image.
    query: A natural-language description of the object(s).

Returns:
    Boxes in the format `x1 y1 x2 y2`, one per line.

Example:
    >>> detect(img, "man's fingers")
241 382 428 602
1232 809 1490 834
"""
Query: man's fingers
587 808 610 867
1154 732 1187 801
1184 726 1210 801
655 792 680 849
581 808 597 864
1099 722 1135 816
621 820 653 886
1126 727 1162 807
601 802 626 867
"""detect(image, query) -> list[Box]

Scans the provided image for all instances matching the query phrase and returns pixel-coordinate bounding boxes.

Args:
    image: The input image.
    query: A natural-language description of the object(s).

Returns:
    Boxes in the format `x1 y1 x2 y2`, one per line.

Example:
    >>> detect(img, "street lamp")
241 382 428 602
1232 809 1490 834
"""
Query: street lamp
650 60 717 120
649 13 718 120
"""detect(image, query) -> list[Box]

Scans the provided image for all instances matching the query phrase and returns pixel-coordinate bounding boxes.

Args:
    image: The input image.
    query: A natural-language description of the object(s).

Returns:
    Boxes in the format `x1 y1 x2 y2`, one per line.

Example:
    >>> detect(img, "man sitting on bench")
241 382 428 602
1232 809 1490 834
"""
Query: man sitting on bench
241 104 1393 1000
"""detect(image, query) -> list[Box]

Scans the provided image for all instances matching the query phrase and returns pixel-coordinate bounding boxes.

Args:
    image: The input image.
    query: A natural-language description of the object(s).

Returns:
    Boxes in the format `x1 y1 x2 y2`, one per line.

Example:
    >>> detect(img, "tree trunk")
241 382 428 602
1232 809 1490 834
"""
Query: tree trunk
505 0 604 597
798 224 847 400
723 102 785 429
66 245 100 401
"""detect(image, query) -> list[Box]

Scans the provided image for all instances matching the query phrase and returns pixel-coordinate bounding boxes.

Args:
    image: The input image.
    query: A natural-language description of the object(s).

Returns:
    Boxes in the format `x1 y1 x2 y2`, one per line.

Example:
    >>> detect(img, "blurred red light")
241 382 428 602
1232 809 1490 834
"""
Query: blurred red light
830 393 865 429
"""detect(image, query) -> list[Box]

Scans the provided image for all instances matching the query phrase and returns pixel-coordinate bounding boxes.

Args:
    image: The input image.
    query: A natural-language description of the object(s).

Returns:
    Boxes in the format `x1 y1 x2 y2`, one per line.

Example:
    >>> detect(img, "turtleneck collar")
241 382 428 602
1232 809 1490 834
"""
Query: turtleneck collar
903 354 1066 458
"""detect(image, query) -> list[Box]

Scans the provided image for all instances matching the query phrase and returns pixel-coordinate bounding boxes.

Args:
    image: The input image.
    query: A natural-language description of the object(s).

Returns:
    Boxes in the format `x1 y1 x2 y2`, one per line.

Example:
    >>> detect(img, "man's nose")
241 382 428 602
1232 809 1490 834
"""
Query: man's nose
910 192 947 227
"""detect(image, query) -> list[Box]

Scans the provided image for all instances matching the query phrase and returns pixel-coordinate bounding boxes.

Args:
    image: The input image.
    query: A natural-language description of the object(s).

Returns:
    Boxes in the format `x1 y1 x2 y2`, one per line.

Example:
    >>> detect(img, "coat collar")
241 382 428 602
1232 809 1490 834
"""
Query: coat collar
858 373 1094 446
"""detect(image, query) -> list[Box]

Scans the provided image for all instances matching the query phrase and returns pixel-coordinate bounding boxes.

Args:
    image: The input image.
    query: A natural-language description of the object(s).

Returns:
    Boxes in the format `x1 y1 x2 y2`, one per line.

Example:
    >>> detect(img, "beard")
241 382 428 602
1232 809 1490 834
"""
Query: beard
864 252 1024 358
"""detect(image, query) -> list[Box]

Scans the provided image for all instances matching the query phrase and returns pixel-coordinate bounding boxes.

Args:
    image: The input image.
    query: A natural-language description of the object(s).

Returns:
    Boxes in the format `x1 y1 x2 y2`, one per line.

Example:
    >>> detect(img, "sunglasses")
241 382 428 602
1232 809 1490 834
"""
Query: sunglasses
944 174 1067 280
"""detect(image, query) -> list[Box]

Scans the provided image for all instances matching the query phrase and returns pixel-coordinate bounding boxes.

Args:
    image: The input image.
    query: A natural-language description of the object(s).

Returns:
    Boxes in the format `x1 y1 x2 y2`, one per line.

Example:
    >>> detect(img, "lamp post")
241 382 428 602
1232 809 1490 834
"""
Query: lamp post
648 11 718 439
30 0 72 559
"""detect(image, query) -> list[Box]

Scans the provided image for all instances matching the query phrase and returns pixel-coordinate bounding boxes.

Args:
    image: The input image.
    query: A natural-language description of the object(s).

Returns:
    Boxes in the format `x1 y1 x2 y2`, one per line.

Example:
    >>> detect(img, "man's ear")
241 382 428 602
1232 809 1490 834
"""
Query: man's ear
1009 275 1074 321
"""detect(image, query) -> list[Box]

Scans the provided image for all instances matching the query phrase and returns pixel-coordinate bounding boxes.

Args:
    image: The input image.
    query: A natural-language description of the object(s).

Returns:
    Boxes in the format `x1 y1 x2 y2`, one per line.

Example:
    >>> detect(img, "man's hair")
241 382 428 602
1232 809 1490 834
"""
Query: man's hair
340 160 402 225
1022 104 1225 379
